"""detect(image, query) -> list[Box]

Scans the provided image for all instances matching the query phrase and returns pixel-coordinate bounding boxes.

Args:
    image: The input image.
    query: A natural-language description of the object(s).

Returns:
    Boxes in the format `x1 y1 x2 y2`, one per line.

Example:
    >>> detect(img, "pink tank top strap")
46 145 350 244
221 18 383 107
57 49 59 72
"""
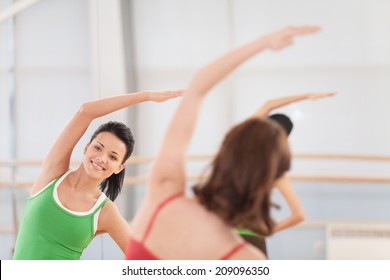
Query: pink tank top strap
141 192 183 243
220 242 246 260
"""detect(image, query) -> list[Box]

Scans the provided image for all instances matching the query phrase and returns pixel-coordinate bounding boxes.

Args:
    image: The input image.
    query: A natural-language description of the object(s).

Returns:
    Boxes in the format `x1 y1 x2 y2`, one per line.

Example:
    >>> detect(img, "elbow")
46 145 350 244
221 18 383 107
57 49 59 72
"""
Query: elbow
263 101 274 112
188 72 214 97
295 211 306 223
78 102 94 120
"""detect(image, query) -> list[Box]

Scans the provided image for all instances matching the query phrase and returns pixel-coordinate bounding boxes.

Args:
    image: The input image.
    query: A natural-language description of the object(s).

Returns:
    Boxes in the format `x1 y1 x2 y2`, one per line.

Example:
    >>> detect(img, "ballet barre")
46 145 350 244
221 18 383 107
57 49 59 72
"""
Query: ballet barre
2 174 390 190
1 153 390 168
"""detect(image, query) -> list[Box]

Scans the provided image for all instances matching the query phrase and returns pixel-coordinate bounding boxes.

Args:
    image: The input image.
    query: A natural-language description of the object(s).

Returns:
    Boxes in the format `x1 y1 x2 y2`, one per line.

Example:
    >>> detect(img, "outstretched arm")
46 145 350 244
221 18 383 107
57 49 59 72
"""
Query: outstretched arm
254 92 336 118
32 90 182 195
273 175 305 232
148 26 321 196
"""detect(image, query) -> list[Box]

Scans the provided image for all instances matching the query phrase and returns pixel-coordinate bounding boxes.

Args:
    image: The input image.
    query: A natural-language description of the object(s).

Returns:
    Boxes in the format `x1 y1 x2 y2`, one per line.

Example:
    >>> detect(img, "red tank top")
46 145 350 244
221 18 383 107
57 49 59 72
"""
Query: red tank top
125 193 245 260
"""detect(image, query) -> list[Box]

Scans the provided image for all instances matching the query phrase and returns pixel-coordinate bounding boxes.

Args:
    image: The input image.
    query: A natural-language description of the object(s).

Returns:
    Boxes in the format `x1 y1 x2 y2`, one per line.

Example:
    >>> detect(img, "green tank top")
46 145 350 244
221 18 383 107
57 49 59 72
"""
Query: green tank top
236 228 260 237
13 170 109 260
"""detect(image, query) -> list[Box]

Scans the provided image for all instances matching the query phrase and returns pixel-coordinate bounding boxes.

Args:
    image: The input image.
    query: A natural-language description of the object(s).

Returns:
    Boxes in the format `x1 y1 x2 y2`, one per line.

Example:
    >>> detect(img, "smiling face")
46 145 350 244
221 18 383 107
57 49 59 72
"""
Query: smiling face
83 131 127 180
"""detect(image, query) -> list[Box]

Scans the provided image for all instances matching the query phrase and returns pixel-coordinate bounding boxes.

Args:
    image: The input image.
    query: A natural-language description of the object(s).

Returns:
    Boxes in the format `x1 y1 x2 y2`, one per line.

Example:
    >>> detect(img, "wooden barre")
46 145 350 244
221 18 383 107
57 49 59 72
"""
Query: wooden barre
293 153 390 162
0 0 42 23
2 220 390 234
0 155 213 167
2 174 390 189
1 153 390 168
0 226 13 234
290 175 390 184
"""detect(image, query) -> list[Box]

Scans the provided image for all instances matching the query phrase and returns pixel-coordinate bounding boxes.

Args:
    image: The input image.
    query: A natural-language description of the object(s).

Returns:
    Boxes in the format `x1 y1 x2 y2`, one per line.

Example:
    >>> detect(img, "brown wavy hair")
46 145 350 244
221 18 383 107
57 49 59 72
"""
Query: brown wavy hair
193 118 290 236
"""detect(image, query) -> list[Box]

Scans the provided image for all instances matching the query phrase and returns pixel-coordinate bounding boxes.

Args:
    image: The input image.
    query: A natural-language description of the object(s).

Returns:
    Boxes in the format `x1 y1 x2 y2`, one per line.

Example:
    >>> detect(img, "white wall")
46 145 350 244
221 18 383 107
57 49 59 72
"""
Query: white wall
1 0 390 260
129 0 390 259
14 0 91 173
0 0 129 259
0 0 11 164
132 0 235 158
131 0 390 178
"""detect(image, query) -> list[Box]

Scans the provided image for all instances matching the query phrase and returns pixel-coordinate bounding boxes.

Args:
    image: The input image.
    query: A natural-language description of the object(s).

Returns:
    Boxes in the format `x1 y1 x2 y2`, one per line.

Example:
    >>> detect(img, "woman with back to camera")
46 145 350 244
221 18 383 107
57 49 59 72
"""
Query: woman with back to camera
13 90 182 260
126 25 321 260
238 92 336 255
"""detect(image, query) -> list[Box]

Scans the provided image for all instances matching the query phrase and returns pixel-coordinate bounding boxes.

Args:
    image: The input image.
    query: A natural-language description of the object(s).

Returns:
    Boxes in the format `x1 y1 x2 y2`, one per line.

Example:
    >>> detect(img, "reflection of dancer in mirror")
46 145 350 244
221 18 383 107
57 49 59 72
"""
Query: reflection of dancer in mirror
238 92 336 255
126 26 320 260
13 90 182 260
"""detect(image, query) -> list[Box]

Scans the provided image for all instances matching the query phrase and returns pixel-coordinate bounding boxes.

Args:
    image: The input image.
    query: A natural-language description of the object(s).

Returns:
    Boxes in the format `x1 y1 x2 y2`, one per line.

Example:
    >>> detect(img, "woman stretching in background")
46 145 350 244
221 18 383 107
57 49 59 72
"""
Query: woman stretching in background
126 25 321 260
238 92 336 255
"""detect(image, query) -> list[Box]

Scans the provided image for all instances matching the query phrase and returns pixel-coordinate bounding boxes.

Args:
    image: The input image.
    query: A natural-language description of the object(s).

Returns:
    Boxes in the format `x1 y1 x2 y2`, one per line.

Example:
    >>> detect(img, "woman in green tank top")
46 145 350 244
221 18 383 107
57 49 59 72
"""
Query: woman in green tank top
13 90 182 260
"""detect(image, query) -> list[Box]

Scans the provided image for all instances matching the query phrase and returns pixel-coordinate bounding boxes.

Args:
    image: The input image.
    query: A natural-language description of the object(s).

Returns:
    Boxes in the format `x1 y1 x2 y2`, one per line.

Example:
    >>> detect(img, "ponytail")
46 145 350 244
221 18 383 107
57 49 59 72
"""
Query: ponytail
99 169 125 201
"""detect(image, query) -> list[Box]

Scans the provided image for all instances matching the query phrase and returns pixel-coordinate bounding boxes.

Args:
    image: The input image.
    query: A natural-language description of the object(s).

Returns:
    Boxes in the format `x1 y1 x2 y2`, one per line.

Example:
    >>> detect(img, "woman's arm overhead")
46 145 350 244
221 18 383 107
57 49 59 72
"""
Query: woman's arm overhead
149 26 321 196
254 92 336 118
32 90 182 194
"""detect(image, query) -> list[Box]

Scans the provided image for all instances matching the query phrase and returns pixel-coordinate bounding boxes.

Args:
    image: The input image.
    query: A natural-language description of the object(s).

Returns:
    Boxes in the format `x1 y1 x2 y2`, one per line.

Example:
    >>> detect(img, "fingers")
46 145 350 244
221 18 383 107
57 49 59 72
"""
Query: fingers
168 90 185 99
288 25 321 35
162 89 185 101
266 25 320 50
308 92 337 100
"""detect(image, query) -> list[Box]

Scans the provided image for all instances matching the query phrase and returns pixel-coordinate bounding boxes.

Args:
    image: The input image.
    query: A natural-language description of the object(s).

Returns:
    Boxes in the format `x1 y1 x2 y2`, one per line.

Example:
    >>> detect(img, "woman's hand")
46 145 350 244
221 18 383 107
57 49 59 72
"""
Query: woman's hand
260 25 321 51
306 92 337 100
147 90 184 102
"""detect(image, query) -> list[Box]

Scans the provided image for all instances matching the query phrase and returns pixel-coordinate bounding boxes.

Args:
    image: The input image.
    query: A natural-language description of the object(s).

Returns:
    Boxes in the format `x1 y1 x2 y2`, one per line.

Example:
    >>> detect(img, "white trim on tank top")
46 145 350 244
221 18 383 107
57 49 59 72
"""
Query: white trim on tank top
52 169 107 233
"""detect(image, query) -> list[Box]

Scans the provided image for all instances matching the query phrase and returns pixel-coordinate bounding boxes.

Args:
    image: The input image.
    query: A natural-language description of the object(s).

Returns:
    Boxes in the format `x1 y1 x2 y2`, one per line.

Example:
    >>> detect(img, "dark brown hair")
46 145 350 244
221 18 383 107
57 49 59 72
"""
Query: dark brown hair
89 121 135 201
193 118 290 236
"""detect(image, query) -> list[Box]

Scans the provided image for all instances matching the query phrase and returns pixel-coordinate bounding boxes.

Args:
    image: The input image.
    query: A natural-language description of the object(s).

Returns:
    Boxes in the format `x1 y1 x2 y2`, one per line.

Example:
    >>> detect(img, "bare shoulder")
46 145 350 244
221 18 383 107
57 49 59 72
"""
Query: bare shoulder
97 200 124 231
96 198 131 251
146 180 186 204
99 200 119 219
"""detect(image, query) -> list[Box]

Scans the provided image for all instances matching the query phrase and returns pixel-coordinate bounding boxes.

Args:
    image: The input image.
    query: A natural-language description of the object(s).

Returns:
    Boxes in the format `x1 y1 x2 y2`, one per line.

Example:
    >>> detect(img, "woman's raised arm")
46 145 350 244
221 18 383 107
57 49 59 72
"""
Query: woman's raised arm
32 90 182 194
149 26 321 196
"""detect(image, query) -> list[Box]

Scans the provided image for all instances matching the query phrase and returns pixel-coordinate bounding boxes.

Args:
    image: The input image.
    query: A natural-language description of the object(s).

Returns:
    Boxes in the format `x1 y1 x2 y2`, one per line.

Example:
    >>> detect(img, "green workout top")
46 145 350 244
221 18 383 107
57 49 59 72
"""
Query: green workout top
236 228 260 237
13 170 109 260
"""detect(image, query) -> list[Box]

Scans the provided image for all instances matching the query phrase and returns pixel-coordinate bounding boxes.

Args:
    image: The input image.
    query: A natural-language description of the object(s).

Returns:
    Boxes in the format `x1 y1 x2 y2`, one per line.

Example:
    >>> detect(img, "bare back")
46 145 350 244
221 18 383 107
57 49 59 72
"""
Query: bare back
130 193 265 260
